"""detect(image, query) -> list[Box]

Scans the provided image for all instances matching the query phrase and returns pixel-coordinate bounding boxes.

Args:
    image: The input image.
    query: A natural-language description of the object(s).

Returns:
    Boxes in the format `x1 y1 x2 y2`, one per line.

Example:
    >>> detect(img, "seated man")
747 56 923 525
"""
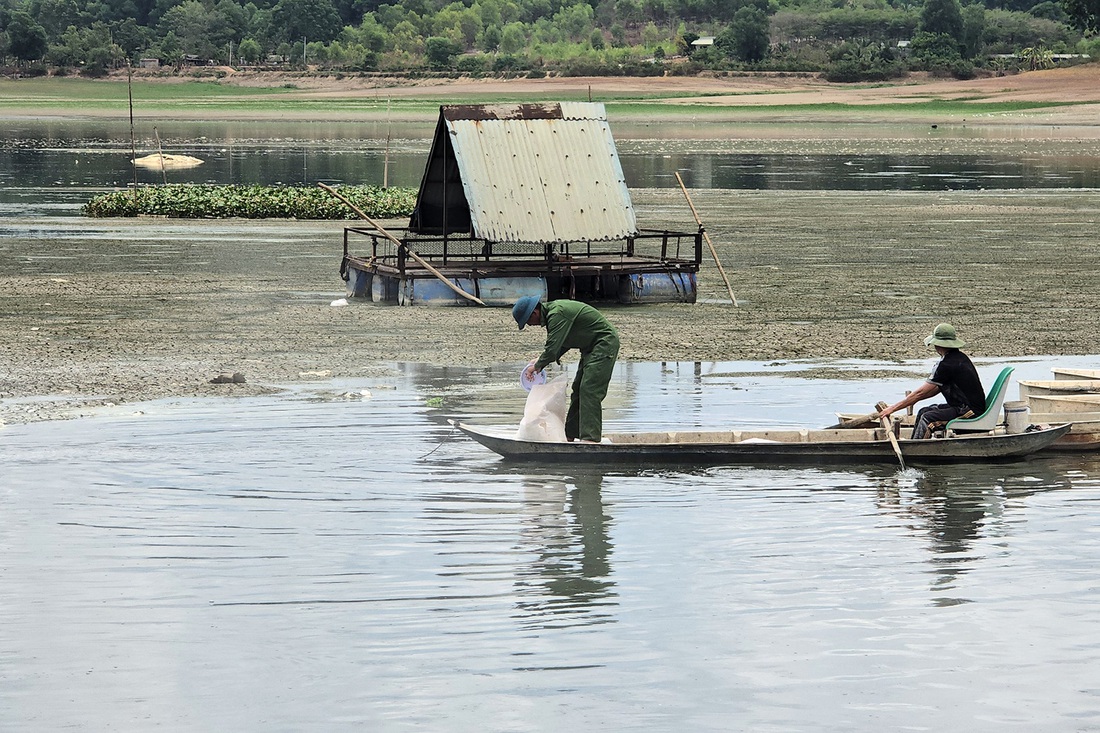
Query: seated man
878 323 986 439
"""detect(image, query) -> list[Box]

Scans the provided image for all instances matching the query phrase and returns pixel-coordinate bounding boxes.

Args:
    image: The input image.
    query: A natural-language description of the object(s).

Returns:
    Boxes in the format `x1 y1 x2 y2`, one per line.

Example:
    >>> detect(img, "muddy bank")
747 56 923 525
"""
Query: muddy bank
2 189 1099 424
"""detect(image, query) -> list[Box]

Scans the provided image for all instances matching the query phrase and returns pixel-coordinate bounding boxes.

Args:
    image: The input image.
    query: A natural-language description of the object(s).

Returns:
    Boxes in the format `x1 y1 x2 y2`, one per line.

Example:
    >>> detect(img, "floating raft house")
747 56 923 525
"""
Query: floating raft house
340 102 703 306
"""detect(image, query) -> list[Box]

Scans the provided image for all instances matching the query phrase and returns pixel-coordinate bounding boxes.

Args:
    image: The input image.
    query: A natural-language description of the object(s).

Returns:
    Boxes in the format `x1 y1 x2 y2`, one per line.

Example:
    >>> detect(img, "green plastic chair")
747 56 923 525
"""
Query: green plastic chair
946 366 1015 434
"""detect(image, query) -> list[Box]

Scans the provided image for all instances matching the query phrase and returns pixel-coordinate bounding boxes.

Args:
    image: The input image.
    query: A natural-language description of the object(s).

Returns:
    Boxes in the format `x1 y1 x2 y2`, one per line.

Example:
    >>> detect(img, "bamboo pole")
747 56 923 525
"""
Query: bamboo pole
318 183 486 306
674 171 738 306
127 62 138 197
153 126 167 185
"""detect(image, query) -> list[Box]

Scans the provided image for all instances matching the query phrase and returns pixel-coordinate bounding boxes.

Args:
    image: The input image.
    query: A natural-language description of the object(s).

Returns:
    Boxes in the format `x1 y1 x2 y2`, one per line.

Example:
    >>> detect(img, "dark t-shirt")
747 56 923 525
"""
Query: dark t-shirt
928 350 986 414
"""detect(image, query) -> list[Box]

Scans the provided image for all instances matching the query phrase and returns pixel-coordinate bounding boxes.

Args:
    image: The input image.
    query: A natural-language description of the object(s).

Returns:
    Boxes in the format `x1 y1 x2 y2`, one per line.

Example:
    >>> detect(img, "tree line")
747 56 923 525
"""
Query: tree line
1 0 1097 81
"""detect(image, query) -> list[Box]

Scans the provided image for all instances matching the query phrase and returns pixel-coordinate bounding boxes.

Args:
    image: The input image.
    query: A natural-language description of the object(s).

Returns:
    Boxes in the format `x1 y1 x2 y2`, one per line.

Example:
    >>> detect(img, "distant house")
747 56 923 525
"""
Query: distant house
691 36 715 48
139 58 160 69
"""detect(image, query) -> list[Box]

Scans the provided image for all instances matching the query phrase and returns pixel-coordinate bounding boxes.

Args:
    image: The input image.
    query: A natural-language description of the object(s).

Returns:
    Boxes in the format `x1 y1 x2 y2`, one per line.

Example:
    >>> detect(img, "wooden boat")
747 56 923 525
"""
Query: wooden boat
836 408 1097 452
1018 379 1100 399
1027 393 1100 414
1052 367 1100 380
451 420 1070 466
1026 412 1100 451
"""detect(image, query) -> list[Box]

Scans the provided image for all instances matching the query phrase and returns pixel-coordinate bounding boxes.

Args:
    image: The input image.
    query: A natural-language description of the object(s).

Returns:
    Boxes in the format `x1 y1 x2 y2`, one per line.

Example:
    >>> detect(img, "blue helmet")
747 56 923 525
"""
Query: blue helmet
512 295 540 330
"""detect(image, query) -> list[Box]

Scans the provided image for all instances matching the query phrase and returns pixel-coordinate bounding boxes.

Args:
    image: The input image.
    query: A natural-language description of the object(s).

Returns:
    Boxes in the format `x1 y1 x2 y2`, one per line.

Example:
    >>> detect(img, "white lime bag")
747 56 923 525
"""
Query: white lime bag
516 374 569 442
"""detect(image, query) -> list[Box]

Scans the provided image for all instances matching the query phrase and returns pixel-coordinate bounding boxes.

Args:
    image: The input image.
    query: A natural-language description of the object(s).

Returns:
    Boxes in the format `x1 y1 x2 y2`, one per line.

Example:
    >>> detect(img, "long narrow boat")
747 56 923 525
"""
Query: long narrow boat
451 421 1070 466
1018 379 1100 399
837 407 1100 452
1027 412 1100 451
1052 367 1100 381
1027 393 1100 413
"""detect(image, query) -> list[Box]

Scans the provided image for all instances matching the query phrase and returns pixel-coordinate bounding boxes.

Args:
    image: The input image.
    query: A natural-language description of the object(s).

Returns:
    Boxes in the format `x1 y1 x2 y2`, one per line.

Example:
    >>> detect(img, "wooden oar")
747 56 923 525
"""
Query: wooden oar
318 182 485 306
880 414 906 470
674 172 737 306
823 401 890 429
824 411 879 429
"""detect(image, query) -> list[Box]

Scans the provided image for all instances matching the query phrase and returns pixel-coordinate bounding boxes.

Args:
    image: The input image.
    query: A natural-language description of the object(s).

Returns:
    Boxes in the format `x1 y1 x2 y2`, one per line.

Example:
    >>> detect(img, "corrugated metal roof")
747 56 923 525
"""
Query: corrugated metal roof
441 102 637 245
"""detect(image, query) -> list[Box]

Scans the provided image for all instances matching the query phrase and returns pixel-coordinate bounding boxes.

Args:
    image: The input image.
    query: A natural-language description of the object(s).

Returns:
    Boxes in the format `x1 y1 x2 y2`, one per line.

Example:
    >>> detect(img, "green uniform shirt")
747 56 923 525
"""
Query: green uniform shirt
534 300 619 371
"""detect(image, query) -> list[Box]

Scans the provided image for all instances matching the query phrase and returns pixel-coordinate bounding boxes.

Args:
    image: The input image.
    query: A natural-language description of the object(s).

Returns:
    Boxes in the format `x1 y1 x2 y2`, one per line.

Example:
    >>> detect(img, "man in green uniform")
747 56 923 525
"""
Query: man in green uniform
513 296 620 443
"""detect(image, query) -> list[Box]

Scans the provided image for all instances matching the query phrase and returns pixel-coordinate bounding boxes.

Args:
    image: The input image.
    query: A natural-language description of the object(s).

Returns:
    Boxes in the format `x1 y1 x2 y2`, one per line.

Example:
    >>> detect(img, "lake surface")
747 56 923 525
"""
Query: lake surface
3 359 1100 731
2 119 1100 219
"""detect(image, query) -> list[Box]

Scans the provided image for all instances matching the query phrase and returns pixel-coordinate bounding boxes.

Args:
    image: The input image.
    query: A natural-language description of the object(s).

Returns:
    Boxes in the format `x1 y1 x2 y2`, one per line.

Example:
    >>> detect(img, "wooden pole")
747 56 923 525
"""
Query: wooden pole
674 172 737 306
318 183 485 306
127 62 138 197
153 126 167 185
383 97 391 189
881 415 906 470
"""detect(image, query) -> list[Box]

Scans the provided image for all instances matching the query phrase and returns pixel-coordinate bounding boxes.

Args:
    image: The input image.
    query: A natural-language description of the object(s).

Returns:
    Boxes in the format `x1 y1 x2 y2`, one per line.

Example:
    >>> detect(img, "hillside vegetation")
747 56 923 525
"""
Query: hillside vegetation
1 0 1097 82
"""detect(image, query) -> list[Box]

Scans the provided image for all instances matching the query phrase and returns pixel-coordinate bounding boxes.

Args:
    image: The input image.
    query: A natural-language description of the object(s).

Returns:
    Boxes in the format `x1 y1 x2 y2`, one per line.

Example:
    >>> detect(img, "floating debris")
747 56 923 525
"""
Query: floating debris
133 153 204 169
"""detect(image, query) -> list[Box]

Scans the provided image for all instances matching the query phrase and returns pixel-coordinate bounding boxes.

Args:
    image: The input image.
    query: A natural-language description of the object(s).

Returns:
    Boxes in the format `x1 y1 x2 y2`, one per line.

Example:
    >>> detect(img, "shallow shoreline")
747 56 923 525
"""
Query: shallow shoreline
4 68 1100 424
3 188 1100 425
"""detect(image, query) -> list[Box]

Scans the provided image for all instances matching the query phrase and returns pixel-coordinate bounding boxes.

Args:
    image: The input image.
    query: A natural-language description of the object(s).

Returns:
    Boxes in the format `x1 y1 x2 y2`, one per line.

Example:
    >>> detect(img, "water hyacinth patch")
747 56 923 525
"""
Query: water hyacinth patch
82 184 418 219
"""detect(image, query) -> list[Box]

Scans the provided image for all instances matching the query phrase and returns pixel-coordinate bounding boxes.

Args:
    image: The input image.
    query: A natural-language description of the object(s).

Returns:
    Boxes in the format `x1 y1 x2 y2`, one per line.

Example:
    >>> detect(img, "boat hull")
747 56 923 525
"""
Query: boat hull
1027 393 1100 413
452 422 1071 466
1053 367 1100 381
1019 379 1100 399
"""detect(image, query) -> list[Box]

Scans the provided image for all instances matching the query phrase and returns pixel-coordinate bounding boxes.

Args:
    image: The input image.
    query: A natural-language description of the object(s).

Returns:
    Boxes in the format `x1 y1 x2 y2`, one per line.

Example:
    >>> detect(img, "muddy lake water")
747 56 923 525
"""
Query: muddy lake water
4 360 1100 730
4 118 1100 730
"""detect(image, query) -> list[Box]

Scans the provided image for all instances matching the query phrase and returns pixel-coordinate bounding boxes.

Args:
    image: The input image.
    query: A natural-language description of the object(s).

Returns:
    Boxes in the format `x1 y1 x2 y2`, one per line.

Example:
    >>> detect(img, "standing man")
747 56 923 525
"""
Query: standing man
878 323 986 439
513 296 620 443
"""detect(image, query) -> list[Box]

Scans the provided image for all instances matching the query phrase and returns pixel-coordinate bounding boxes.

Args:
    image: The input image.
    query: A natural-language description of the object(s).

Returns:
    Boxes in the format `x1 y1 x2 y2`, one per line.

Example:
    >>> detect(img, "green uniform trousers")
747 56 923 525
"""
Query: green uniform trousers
565 336 619 442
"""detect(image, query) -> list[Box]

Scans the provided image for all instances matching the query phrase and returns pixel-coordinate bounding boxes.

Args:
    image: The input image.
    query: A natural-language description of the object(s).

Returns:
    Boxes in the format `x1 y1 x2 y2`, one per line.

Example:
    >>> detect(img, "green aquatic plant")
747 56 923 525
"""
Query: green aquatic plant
82 184 418 219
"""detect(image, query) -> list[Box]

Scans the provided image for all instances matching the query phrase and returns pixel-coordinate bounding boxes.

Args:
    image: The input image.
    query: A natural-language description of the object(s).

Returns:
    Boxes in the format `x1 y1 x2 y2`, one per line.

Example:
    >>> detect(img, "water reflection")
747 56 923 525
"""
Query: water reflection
507 468 616 632
3 120 1100 214
5 368 1100 729
874 458 1082 605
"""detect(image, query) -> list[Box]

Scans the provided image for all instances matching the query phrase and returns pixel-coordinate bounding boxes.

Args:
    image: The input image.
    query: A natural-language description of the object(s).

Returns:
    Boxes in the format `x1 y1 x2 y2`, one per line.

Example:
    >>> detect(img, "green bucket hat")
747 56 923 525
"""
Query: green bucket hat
512 295 540 330
924 322 966 349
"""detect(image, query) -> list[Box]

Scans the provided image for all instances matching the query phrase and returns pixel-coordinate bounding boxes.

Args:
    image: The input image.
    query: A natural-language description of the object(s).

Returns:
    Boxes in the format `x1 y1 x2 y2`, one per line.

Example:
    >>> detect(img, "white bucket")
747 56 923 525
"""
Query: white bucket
1004 400 1030 434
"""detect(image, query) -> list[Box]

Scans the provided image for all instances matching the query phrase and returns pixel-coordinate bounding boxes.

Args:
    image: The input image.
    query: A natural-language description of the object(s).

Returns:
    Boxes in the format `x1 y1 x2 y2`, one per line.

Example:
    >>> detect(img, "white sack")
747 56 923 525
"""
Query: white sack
516 374 569 442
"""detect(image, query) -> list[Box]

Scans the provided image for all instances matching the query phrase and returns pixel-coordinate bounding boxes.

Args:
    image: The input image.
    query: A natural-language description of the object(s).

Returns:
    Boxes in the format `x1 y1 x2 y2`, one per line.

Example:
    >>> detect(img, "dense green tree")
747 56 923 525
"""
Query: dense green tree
498 20 525 52
389 19 424 54
478 22 501 50
716 5 769 62
982 8 1071 49
825 39 904 81
920 0 965 42
909 28 963 68
424 34 461 66
237 35 262 60
158 0 235 58
2 0 1087 76
27 0 84 41
554 2 594 41
343 13 387 51
6 10 49 61
960 2 985 56
271 0 344 43
609 21 625 45
155 28 184 64
1061 0 1099 29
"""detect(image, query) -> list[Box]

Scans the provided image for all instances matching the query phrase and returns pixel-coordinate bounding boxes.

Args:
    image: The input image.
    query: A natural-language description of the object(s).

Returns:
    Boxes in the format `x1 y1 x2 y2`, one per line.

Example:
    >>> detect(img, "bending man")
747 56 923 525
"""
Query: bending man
513 296 620 443
879 322 986 439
